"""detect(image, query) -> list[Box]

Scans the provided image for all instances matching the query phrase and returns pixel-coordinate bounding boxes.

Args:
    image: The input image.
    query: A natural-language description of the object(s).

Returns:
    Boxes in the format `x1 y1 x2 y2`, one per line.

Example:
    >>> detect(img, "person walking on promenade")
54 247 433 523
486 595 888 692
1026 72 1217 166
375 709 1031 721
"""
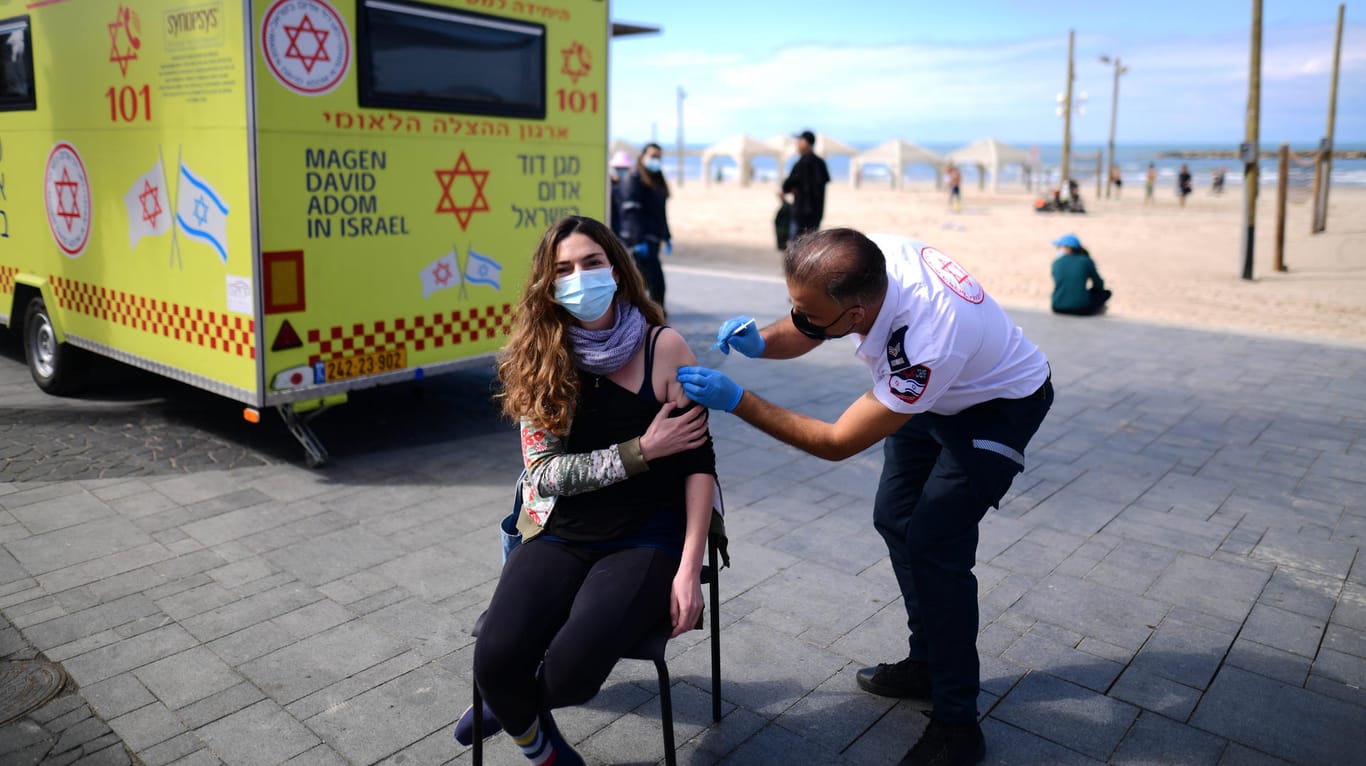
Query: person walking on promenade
1177 163 1193 207
677 228 1053 766
1144 162 1156 206
620 143 672 310
608 149 633 236
946 162 963 212
1050 233 1111 315
780 130 831 238
459 216 715 765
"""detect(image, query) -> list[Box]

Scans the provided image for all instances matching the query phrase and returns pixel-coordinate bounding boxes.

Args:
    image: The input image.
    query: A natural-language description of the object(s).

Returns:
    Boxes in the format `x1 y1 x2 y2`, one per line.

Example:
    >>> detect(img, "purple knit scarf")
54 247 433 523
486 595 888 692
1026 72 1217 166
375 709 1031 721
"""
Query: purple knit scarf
566 300 647 375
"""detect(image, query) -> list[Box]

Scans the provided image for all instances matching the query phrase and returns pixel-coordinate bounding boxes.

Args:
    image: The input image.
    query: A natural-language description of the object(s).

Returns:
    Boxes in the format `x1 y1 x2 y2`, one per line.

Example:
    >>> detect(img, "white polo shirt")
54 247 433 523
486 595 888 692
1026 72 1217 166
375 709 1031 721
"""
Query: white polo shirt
852 234 1049 416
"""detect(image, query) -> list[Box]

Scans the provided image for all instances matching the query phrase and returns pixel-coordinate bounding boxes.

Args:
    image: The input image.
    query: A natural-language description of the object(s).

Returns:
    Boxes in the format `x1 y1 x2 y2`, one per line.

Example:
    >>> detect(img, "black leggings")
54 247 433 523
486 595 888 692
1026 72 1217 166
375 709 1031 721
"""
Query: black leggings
472 539 678 733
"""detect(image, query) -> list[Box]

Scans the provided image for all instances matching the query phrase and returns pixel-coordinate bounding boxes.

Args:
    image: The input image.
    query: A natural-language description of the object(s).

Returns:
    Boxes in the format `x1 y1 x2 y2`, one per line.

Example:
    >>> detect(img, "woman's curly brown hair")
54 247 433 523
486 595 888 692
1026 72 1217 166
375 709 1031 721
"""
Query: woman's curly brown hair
496 216 663 435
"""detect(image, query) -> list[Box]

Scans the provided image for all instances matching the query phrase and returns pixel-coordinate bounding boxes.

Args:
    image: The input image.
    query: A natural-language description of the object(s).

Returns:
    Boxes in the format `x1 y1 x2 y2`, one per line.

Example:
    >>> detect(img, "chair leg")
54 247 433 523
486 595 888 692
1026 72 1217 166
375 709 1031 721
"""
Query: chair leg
655 658 677 766
709 545 722 723
471 682 483 765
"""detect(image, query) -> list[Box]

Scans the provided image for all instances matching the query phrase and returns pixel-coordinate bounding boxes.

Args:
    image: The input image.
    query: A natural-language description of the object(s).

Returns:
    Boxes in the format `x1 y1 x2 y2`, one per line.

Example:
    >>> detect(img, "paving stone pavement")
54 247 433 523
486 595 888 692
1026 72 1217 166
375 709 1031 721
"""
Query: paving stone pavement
1 265 1363 765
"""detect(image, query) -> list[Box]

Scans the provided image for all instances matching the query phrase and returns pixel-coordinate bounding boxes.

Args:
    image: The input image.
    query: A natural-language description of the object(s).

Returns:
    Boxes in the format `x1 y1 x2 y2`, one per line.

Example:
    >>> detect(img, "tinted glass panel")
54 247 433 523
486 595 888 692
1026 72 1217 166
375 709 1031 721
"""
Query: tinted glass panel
0 16 35 111
359 0 544 119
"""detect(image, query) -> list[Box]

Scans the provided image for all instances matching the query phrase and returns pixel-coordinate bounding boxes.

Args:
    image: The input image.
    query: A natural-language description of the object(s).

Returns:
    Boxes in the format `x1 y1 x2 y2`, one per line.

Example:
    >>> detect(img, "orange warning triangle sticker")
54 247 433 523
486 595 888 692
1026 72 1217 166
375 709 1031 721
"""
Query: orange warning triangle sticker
272 319 303 351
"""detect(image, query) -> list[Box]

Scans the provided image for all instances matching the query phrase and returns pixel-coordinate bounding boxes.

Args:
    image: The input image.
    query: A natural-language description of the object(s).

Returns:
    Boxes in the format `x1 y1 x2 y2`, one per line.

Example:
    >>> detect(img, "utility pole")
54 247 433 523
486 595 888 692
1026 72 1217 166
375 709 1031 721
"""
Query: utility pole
1313 4 1344 232
1060 30 1075 188
1099 55 1127 199
1275 142 1289 272
676 86 686 188
1240 0 1262 281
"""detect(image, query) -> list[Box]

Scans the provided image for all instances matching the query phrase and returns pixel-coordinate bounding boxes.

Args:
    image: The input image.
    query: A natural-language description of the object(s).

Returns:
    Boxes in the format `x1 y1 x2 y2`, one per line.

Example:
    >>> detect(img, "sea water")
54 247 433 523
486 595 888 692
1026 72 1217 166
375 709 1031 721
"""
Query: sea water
649 142 1366 192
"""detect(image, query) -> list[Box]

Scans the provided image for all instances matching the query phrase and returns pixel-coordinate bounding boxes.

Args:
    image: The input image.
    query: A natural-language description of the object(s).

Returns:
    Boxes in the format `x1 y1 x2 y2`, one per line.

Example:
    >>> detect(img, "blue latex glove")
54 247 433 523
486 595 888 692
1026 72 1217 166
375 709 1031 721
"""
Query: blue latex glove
715 316 763 357
664 240 673 254
632 242 649 257
677 366 743 412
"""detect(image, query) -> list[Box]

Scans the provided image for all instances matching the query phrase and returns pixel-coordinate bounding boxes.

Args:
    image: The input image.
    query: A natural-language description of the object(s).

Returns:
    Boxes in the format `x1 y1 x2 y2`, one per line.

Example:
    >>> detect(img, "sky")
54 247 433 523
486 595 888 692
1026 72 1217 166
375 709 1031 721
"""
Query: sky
606 0 1365 147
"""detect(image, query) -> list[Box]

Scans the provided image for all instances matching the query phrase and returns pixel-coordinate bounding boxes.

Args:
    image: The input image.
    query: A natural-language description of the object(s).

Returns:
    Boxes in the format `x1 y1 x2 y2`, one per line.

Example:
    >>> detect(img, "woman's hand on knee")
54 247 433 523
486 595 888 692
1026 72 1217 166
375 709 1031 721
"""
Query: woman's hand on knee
670 573 703 638
640 402 708 462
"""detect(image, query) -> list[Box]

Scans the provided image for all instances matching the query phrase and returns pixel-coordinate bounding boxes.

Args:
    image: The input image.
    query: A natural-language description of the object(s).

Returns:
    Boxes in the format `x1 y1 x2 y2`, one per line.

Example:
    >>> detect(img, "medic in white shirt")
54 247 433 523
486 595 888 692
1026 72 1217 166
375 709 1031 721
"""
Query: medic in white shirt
679 229 1053 766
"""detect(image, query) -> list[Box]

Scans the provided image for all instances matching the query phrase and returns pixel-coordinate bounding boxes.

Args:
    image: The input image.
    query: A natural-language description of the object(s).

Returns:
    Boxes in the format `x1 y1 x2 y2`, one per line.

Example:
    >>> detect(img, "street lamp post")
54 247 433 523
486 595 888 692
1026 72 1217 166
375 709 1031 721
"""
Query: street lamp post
1059 30 1076 187
676 86 686 188
1099 55 1128 200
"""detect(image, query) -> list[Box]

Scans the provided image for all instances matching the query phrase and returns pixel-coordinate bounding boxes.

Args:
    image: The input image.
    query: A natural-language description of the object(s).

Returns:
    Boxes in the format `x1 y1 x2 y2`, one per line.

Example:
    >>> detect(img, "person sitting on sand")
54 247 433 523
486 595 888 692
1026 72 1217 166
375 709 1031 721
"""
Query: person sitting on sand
1051 234 1111 316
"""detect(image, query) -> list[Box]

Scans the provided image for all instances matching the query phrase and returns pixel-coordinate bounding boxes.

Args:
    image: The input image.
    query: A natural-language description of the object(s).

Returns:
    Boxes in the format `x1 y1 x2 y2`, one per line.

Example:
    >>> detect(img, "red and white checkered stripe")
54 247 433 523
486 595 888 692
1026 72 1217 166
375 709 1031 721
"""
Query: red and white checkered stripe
50 276 256 359
306 304 513 364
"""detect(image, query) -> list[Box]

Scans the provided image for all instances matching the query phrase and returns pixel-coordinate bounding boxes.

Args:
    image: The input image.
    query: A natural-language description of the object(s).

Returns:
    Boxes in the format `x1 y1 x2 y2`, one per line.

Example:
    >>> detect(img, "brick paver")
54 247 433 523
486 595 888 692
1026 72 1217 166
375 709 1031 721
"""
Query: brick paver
1 264 1363 764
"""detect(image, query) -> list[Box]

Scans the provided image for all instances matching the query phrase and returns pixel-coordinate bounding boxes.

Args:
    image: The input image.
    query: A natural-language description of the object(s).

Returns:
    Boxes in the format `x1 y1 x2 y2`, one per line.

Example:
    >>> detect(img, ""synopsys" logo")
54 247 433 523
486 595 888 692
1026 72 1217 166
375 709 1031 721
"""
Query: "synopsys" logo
164 2 223 50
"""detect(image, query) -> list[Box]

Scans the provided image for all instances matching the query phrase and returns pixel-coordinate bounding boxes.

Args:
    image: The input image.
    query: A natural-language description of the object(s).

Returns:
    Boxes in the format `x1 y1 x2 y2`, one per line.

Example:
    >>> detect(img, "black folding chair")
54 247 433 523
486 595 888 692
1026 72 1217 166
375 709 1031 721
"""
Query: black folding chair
471 481 727 766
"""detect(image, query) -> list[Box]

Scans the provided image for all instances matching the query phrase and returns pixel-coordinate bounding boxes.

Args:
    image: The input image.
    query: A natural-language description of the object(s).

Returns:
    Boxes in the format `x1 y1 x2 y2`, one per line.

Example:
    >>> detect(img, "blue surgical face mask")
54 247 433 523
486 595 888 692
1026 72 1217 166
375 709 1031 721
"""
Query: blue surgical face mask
555 267 617 322
643 157 662 173
1057 248 1069 257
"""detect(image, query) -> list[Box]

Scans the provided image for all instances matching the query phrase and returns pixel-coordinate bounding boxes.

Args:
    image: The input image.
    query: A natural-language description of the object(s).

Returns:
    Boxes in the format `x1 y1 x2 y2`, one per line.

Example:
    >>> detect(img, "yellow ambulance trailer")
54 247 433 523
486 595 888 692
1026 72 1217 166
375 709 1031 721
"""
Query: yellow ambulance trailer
0 0 608 464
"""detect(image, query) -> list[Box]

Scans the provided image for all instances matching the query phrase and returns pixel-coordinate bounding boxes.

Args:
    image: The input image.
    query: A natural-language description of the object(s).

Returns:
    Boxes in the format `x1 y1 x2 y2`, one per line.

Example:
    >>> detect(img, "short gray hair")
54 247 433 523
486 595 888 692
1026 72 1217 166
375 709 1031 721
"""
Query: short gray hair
783 228 888 304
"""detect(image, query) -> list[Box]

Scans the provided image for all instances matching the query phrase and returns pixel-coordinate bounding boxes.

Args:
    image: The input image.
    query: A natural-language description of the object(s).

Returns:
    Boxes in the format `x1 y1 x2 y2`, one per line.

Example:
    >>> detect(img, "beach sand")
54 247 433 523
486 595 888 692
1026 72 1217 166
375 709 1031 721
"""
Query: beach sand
663 179 1366 346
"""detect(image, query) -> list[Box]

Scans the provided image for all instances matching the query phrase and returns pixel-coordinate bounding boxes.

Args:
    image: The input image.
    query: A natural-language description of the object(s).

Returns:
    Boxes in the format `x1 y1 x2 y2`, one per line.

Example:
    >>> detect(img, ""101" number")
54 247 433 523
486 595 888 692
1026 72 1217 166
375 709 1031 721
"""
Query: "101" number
105 85 152 122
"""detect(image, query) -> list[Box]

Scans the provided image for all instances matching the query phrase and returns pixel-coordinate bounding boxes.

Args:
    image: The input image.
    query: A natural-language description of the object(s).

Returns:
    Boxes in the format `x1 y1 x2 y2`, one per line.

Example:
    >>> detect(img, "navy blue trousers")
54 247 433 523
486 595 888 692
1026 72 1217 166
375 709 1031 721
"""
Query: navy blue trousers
632 241 665 309
873 379 1053 723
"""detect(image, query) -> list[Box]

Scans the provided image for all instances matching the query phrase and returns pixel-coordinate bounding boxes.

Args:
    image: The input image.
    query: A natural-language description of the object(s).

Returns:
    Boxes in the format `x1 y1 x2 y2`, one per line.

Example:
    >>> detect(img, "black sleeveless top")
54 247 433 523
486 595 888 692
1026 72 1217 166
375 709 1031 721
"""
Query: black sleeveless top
541 327 716 549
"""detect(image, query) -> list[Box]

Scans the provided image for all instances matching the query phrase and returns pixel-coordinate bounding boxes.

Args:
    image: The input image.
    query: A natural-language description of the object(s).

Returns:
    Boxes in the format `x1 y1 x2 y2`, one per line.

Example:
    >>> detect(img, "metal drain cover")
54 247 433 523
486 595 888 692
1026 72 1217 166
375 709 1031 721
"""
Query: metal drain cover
0 660 67 725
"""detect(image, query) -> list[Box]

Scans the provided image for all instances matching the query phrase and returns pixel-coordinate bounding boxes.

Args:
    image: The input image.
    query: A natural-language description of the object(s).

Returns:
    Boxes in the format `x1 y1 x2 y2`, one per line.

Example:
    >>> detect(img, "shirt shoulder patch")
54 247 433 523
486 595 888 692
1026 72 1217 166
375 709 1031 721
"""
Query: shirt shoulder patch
886 325 911 372
920 246 985 304
890 364 931 404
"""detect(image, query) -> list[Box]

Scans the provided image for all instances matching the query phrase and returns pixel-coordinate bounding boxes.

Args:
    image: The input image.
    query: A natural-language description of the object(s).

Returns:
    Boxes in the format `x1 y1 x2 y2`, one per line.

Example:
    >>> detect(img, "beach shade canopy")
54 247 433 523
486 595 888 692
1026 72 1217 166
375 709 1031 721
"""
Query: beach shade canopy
945 138 1035 193
700 134 784 187
852 139 944 190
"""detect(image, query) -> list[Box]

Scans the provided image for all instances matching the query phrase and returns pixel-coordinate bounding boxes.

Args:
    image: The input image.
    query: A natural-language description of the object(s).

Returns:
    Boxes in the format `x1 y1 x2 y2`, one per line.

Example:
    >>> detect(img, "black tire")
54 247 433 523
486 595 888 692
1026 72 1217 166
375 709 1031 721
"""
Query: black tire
23 296 85 395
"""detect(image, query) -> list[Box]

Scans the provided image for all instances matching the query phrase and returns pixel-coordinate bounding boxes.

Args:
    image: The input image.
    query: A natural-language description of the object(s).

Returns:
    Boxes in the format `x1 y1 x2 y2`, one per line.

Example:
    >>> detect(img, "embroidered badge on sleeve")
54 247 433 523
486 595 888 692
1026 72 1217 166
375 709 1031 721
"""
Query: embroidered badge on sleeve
890 364 932 404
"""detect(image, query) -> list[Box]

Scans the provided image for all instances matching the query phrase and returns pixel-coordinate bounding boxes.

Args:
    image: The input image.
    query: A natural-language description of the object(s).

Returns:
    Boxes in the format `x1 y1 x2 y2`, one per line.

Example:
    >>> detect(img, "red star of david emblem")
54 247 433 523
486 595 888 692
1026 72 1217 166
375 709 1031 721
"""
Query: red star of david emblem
54 168 82 231
284 14 330 74
560 41 591 85
435 152 490 231
108 4 141 77
138 180 163 228
432 261 454 286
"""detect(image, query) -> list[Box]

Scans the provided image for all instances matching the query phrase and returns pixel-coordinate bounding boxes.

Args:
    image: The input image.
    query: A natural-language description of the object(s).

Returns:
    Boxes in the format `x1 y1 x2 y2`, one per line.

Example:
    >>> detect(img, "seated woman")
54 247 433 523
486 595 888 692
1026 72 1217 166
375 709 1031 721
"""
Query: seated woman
459 216 716 765
1050 233 1111 316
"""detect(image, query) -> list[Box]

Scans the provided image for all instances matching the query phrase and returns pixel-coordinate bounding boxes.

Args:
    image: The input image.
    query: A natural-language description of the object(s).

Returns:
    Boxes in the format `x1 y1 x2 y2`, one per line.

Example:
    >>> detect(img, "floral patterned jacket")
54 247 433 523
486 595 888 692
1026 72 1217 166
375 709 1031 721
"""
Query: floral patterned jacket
515 417 649 541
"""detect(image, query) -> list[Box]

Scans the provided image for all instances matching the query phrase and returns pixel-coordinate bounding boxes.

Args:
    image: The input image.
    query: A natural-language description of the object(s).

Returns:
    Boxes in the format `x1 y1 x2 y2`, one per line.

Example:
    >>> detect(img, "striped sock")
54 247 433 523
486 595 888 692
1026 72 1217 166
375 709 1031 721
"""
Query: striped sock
512 718 555 765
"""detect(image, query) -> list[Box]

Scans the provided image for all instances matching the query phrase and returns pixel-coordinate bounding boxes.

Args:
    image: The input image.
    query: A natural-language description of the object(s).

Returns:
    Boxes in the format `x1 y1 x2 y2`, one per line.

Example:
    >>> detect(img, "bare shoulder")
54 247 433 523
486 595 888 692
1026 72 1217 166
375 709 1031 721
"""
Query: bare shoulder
651 327 697 405
653 327 697 367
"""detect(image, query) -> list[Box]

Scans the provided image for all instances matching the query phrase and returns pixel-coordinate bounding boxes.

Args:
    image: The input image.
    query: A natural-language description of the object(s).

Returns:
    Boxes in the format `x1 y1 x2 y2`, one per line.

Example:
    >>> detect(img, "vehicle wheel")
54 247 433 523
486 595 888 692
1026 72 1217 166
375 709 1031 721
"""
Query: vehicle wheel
23 296 84 395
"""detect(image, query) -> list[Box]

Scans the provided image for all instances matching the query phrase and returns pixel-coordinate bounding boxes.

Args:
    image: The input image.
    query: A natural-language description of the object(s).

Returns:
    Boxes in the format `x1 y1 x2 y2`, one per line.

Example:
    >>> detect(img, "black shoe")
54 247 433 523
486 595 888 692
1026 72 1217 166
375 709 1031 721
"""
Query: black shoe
856 657 932 702
898 717 985 766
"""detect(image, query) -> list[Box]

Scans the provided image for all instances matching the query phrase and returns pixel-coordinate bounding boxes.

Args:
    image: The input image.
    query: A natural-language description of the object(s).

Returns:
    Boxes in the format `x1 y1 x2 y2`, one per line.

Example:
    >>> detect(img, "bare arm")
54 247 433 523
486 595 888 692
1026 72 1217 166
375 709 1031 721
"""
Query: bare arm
730 388 912 461
671 472 712 637
758 315 824 360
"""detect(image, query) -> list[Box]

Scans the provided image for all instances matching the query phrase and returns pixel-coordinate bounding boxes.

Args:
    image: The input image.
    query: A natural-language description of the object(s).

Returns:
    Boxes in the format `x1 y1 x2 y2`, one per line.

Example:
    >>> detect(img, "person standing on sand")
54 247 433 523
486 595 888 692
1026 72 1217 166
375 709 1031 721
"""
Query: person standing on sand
1177 164 1193 207
946 163 963 212
780 130 831 238
1144 163 1156 206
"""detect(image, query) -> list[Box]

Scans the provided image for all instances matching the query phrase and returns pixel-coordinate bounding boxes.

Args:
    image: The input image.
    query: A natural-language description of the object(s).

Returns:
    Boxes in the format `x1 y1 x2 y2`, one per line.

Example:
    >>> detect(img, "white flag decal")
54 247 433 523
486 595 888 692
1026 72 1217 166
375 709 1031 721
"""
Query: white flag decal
124 159 171 249
176 162 230 263
421 249 461 300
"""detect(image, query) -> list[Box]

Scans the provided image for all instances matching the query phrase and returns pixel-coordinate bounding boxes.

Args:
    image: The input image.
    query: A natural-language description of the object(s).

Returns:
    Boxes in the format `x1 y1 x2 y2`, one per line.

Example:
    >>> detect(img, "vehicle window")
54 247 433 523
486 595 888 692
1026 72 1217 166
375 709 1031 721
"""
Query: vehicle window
357 0 545 119
0 16 35 111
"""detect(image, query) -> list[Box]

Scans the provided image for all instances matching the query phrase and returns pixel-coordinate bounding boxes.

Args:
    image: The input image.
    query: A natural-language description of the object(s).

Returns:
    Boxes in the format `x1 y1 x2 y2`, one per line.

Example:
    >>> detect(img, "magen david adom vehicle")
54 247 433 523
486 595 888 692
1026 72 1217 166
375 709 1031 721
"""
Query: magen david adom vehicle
0 0 610 464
